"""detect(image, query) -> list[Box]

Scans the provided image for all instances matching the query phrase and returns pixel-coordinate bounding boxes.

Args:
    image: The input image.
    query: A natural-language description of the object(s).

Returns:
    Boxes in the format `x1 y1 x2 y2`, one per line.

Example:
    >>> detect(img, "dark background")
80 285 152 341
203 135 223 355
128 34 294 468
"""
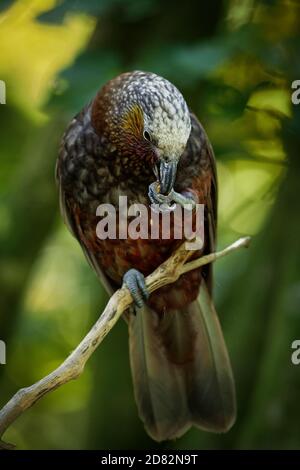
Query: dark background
0 0 300 449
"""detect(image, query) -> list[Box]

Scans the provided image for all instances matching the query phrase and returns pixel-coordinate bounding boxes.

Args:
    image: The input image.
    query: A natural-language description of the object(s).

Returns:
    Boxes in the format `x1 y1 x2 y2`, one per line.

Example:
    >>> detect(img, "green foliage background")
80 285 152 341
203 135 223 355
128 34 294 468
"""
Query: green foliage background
0 0 300 449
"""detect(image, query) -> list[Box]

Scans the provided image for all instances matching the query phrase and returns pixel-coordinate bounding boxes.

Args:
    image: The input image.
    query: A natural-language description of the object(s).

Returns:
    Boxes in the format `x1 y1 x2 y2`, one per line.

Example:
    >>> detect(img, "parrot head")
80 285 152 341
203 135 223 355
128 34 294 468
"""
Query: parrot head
91 71 191 194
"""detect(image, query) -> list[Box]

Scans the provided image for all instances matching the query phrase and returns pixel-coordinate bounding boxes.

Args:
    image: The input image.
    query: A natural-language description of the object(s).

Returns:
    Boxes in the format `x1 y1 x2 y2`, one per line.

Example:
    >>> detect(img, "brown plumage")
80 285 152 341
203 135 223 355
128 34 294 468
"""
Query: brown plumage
56 71 236 441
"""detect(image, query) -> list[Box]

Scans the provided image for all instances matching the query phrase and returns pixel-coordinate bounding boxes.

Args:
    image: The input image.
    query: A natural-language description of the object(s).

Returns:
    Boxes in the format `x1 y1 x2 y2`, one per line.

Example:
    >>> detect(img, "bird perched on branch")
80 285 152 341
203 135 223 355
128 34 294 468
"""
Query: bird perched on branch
56 71 236 441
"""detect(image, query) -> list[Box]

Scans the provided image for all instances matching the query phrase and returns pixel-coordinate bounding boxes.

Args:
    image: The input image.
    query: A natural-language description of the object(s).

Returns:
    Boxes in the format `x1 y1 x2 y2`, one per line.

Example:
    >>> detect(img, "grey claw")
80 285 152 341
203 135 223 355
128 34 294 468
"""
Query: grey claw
123 269 149 309
148 182 176 211
168 189 197 209
148 182 161 205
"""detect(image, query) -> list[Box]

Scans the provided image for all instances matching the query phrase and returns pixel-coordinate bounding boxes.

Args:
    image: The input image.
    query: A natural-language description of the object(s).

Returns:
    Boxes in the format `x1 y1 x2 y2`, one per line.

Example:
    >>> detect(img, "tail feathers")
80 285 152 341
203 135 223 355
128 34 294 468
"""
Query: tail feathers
128 283 236 442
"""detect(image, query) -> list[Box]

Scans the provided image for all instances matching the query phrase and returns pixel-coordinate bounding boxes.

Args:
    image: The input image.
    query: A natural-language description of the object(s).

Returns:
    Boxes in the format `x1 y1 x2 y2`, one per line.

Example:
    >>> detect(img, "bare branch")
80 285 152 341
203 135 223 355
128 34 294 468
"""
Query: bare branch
0 236 250 449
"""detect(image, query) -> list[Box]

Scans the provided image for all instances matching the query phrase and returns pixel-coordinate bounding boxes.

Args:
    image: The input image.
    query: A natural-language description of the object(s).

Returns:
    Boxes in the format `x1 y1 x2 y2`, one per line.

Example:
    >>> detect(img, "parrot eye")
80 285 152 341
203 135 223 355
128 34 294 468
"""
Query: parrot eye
143 130 152 142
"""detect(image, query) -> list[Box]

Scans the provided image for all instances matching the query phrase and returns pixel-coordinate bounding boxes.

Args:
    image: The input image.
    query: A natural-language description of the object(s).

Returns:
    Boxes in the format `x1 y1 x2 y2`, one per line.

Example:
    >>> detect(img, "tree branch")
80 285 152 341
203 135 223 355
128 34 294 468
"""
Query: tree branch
0 236 251 449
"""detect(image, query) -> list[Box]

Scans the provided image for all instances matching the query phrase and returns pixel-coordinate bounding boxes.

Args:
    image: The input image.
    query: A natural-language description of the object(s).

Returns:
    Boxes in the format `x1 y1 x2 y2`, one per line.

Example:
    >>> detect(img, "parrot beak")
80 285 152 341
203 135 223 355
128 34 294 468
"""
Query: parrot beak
158 160 178 195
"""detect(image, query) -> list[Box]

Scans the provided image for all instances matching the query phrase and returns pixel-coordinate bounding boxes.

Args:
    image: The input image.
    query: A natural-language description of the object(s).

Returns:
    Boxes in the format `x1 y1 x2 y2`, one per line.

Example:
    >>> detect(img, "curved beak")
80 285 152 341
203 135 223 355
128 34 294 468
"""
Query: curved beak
156 160 178 195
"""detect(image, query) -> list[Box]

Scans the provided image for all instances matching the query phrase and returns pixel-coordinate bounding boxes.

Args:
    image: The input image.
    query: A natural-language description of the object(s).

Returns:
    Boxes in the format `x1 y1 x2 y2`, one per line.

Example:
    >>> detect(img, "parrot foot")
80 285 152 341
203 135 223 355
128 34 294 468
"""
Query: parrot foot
123 269 149 309
169 189 198 209
148 182 175 210
148 181 197 210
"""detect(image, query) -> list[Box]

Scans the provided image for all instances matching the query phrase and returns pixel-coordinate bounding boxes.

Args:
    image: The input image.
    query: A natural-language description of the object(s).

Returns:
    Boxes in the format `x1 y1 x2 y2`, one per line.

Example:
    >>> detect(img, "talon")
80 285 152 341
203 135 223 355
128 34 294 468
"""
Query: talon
123 269 149 308
169 189 197 209
148 182 163 205
148 182 175 210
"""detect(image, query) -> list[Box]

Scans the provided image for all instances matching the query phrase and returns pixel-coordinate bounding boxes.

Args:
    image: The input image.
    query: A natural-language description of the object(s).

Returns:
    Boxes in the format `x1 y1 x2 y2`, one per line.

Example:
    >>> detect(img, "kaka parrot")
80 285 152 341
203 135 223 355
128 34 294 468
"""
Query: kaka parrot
56 71 236 441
